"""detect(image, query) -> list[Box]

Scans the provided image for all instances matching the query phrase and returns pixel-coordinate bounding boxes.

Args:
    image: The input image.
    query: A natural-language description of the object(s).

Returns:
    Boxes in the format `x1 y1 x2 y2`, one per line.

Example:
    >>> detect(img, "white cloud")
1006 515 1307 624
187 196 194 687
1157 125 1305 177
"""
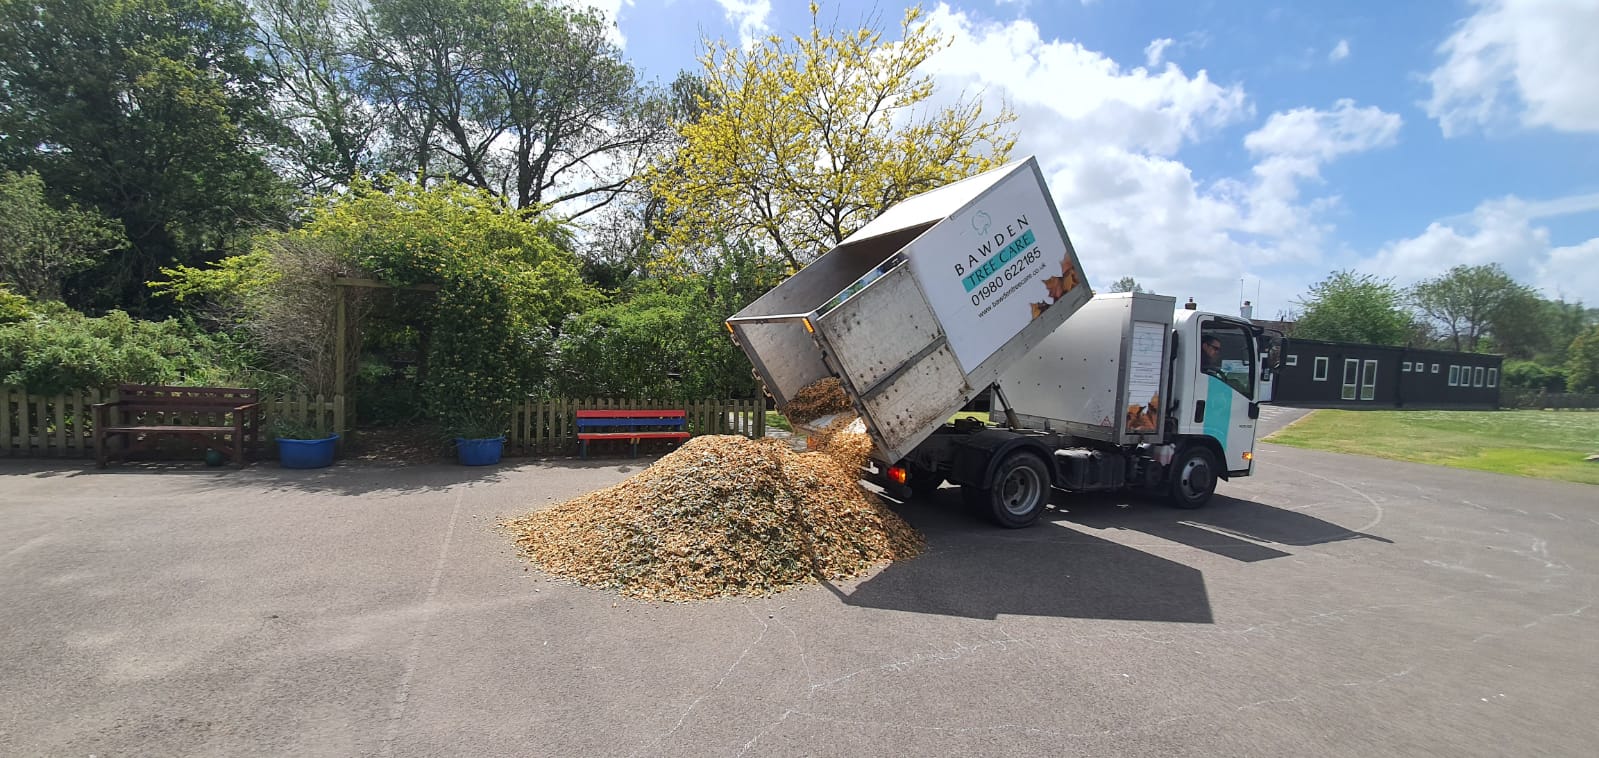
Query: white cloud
714 0 772 49
1145 37 1174 67
914 6 1408 315
1244 99 1402 161
1425 0 1599 135
922 8 1249 156
1328 39 1349 62
1363 195 1599 303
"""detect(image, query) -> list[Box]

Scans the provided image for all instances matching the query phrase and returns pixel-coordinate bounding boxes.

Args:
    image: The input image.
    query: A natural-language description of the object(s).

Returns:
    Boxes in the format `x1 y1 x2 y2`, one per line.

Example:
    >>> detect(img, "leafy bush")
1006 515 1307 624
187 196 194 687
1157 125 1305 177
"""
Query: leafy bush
0 285 31 324
552 291 722 400
271 417 330 441
551 239 783 401
156 178 596 433
0 302 243 393
1501 360 1567 392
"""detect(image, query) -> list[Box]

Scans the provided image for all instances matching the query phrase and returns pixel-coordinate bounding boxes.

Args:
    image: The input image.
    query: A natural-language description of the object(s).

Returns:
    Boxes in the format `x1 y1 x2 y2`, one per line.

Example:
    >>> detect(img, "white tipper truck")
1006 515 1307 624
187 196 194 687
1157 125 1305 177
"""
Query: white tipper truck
726 157 1279 528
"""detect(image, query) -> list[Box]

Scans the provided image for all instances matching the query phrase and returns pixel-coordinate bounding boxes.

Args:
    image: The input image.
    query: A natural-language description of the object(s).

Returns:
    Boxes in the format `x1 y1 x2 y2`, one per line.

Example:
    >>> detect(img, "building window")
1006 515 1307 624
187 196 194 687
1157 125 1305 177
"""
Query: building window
1432 363 1440 373
1488 368 1498 388
1402 361 1412 372
1313 356 1328 381
1342 358 1359 400
1286 354 1298 366
1474 366 1485 387
1448 365 1460 386
1361 359 1378 400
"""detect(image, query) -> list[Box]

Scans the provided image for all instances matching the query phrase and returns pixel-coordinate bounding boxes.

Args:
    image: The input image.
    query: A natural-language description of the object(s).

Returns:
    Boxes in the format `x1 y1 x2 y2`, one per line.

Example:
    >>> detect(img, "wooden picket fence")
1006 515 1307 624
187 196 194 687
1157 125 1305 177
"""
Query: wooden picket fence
0 386 344 459
1 387 764 459
508 397 767 455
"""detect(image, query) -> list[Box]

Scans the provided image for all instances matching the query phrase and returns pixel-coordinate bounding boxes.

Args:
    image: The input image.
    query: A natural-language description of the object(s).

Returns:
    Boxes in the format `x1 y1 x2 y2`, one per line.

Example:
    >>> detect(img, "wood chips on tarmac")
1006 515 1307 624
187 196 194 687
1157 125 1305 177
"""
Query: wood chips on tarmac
506 424 922 602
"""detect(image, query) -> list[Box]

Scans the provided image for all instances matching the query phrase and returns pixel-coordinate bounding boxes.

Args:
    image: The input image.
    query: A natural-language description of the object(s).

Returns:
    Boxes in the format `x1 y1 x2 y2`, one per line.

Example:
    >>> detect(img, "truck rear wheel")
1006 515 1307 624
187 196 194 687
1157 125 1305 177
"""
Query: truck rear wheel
1167 446 1218 509
975 451 1050 528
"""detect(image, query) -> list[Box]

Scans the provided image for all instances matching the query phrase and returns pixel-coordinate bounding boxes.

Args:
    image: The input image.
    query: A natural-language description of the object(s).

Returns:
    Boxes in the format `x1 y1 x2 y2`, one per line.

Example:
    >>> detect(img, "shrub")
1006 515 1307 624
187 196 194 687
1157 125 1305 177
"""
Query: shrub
0 285 31 324
1501 359 1567 392
156 178 597 433
0 302 242 393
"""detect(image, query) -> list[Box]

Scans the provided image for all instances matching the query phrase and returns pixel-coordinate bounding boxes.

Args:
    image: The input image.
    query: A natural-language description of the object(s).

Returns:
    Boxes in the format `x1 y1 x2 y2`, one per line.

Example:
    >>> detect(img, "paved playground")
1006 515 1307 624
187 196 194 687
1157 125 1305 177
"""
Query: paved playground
1 427 1595 756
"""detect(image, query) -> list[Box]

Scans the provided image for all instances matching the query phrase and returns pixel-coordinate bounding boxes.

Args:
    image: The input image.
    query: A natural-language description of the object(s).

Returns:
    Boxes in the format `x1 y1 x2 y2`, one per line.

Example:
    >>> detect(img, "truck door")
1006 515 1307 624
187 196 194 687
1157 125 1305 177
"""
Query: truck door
1195 319 1258 473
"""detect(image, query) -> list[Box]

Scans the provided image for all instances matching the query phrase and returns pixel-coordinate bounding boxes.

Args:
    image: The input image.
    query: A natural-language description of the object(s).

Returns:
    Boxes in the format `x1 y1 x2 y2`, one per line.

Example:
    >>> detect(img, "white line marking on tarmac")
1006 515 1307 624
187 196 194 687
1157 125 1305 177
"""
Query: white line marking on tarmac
379 487 466 757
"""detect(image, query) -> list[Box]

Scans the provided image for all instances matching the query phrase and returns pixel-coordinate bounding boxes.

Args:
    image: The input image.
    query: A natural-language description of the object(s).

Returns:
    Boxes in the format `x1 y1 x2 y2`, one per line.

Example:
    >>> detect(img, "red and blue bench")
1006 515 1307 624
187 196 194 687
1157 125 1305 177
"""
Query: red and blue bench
575 409 691 458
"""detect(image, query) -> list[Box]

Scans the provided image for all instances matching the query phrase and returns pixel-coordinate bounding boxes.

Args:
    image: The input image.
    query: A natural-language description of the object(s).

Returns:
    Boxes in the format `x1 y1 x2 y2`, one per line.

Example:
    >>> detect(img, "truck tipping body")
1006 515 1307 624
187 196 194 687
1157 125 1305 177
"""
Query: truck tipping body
726 157 1092 463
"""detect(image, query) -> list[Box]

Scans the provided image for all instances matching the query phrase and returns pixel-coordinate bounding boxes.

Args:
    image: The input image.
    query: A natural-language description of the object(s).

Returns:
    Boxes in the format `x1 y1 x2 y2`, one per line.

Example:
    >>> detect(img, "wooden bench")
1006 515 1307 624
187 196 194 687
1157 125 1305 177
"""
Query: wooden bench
575 410 691 458
94 384 262 468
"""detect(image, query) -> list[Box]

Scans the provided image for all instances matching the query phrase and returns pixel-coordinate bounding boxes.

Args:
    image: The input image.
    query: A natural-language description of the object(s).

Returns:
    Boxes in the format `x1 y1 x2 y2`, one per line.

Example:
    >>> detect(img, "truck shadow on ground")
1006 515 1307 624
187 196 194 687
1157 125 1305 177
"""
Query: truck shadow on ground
829 487 1390 622
1056 490 1393 563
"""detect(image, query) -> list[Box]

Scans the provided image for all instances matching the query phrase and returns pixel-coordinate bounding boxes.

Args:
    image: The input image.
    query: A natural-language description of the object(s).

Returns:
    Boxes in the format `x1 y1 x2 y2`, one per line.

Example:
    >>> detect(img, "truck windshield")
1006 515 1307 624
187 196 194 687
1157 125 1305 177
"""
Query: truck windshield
1200 321 1254 398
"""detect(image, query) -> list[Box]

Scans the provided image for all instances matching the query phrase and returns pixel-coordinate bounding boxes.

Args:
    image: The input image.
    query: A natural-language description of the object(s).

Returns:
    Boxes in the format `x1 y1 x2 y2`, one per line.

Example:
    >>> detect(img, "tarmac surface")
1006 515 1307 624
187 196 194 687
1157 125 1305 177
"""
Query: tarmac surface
2 413 1596 757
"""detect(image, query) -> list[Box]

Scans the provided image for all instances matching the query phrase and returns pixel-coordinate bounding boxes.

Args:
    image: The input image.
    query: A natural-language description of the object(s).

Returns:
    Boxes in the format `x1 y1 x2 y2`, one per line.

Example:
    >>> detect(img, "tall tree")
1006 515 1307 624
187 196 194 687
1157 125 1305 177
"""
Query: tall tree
356 0 668 216
654 4 1017 269
1566 325 1599 393
0 0 288 315
1410 263 1530 352
1485 291 1596 362
253 0 384 193
1293 270 1413 346
0 171 127 301
1109 276 1145 293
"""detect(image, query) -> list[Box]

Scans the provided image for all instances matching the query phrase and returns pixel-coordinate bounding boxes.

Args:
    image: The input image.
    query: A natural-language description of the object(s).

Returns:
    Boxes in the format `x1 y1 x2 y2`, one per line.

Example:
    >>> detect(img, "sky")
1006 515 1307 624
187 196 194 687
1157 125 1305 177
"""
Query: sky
580 0 1599 319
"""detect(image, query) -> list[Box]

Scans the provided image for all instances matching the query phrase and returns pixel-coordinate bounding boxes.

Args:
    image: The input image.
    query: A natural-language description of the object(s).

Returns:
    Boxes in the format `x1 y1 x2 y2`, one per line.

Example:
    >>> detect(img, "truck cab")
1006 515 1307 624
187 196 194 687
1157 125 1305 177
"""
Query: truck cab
1170 308 1267 478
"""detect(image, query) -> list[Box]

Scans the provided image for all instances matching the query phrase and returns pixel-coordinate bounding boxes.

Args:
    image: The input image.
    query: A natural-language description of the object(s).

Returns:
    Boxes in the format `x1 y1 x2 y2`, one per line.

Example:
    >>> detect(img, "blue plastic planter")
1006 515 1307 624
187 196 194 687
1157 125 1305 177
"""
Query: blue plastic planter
455 436 504 466
278 434 339 468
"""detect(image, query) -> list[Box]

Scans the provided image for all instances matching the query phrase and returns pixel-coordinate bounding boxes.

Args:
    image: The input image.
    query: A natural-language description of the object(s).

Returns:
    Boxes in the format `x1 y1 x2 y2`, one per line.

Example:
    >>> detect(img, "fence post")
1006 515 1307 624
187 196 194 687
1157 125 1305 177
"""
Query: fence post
31 393 45 457
333 394 345 453
52 393 66 457
87 387 102 459
0 387 11 457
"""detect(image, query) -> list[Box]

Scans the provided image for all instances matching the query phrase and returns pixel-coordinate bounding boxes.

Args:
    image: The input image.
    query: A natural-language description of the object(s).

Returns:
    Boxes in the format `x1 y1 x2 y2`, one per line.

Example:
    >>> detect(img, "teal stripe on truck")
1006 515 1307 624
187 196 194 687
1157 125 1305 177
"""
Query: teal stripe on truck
1203 375 1232 454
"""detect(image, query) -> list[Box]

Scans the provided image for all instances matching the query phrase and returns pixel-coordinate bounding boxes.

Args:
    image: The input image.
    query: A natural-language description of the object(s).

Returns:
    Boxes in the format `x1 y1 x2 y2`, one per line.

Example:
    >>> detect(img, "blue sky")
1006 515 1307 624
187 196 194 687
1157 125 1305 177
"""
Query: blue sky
586 0 1599 318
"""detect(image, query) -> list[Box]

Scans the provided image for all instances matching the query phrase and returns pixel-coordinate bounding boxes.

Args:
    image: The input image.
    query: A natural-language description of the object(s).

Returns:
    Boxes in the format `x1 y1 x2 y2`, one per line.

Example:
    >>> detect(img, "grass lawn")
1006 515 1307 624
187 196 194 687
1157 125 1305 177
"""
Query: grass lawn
1266 410 1599 485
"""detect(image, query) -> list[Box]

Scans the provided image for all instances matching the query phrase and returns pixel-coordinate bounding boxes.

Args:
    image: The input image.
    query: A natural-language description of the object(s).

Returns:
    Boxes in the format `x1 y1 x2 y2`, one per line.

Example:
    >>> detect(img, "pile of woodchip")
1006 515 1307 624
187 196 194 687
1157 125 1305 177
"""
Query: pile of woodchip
505 427 922 602
782 377 853 424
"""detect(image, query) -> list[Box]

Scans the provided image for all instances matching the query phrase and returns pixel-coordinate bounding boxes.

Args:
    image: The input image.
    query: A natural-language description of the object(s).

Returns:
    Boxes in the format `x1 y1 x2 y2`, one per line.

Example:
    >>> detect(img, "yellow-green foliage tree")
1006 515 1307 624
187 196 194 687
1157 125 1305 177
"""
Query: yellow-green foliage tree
654 4 1016 269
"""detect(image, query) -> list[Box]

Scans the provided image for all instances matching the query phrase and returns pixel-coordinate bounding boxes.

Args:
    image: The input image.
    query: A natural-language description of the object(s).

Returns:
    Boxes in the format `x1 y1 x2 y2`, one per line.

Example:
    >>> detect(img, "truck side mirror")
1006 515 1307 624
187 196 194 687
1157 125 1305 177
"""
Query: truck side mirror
1259 337 1283 381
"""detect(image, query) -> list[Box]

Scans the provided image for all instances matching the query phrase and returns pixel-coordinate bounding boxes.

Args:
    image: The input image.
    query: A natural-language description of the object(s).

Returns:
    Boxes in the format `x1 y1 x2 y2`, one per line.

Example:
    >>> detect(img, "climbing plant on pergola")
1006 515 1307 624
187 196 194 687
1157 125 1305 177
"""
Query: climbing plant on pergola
316 180 598 435
157 178 598 436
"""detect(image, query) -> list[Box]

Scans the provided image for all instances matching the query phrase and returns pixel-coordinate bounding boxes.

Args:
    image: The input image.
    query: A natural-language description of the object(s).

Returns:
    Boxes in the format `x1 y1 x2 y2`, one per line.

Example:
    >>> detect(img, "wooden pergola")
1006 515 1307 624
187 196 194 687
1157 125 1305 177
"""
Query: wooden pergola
332 276 440 437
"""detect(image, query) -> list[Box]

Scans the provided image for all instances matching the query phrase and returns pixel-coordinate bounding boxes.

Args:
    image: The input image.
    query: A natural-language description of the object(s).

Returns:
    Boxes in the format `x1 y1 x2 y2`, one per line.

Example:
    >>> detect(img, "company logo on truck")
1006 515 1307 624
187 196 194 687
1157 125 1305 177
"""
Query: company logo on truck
950 213 1080 320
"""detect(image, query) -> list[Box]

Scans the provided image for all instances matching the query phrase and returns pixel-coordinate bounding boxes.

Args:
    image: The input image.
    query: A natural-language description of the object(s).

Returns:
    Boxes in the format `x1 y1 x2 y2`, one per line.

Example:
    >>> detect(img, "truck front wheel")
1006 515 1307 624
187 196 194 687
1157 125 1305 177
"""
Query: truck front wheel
973 451 1051 528
1167 446 1218 509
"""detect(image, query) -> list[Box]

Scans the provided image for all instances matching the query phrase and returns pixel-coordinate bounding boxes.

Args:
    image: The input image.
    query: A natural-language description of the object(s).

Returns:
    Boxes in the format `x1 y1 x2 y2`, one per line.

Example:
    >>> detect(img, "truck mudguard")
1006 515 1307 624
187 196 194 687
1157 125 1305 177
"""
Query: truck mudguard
950 428 1056 490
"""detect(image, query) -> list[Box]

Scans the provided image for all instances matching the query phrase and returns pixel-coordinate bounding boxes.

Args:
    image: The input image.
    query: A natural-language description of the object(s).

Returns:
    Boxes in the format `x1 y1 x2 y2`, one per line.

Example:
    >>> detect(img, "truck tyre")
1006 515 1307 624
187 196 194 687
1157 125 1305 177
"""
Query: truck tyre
1167 446 1218 509
978 451 1051 528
